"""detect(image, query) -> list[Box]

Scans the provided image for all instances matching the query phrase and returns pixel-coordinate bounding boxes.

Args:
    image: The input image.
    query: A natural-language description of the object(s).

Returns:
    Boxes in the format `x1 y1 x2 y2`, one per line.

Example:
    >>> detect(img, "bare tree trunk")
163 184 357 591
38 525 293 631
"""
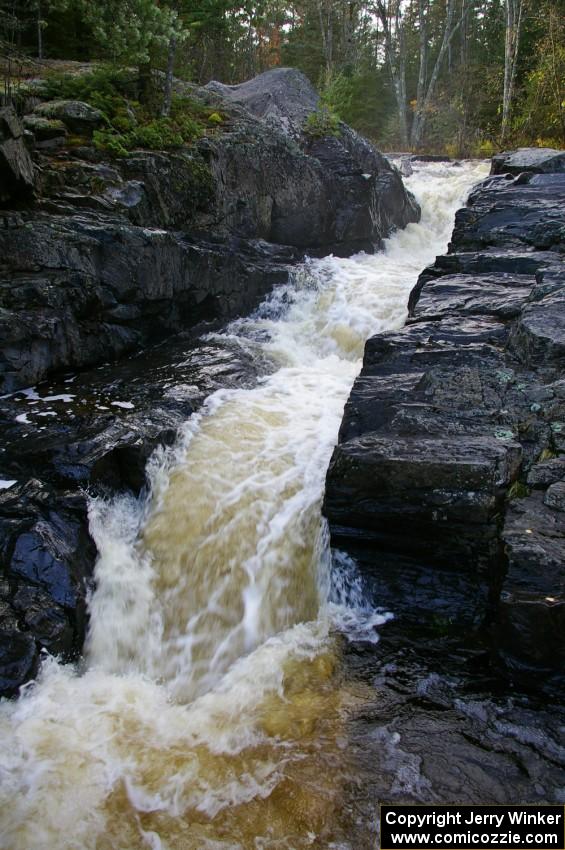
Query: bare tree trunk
547 6 565 142
410 0 465 149
342 2 359 67
161 34 177 117
501 0 525 141
37 0 43 60
317 0 334 78
415 0 428 121
375 0 409 147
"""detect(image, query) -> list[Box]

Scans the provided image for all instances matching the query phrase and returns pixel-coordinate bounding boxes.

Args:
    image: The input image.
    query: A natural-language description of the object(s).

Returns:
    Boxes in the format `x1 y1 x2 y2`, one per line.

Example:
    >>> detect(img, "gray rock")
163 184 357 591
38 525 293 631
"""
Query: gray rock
206 67 319 137
0 107 35 203
23 114 68 141
0 630 38 697
496 493 565 677
527 458 565 488
0 72 419 393
544 481 565 512
491 147 565 176
34 99 105 134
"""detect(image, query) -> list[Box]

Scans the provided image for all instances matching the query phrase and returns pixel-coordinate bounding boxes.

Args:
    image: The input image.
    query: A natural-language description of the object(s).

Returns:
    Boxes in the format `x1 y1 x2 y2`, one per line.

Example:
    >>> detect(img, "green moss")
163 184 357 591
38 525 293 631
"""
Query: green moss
112 114 136 133
494 428 516 442
66 134 89 147
93 114 204 156
508 480 529 500
93 130 129 157
181 156 214 207
539 448 558 461
207 111 223 125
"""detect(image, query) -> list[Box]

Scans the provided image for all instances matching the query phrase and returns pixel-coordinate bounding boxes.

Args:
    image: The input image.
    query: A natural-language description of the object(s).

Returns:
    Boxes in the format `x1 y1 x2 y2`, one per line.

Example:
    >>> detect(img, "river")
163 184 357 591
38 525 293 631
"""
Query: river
0 161 489 850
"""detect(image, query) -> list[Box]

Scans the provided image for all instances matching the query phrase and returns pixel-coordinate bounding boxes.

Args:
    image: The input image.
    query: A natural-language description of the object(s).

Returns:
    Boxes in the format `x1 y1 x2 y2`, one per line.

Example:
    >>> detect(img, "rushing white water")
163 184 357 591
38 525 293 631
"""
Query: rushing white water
0 162 488 850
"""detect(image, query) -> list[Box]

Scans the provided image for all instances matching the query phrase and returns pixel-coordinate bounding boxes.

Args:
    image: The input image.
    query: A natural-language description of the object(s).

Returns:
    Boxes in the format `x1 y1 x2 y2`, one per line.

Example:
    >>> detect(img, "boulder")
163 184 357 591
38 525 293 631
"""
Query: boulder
0 477 96 692
205 67 419 252
34 99 105 134
491 147 565 176
0 71 419 393
207 67 319 137
0 630 38 697
23 114 68 142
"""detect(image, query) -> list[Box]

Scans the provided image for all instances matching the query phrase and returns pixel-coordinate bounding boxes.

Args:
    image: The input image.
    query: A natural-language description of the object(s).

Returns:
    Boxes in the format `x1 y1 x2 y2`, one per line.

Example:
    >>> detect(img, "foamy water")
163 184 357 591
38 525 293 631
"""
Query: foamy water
0 162 488 850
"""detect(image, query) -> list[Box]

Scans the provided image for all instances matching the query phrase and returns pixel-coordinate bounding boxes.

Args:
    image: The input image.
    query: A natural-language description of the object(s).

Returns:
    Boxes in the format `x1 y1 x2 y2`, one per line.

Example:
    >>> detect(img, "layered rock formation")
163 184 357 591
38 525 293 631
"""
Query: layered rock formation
0 67 418 696
324 149 565 688
0 67 418 394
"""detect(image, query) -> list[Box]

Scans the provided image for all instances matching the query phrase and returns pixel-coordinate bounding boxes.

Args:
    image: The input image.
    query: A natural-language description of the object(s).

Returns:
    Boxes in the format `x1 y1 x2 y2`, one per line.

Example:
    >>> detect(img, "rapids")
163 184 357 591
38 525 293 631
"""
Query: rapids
0 161 489 850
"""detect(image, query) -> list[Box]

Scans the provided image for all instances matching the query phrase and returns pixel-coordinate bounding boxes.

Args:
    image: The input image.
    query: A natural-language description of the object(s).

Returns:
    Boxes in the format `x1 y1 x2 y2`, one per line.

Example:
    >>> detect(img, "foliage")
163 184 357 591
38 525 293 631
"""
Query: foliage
303 107 341 139
2 0 565 152
93 115 202 154
42 70 228 155
77 0 183 67
44 66 137 118
320 67 394 141
513 1 565 145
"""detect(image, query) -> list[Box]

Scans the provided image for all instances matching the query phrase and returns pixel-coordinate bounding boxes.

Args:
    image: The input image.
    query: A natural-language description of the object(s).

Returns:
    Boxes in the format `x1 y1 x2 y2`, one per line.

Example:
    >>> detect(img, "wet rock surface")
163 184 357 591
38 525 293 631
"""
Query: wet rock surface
0 67 418 396
0 324 271 696
324 152 565 695
340 632 565 838
0 67 420 696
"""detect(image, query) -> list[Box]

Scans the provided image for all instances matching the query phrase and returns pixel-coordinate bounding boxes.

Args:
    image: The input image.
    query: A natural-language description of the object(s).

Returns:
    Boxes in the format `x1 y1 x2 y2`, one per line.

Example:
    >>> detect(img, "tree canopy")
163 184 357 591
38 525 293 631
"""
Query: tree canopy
1 0 564 153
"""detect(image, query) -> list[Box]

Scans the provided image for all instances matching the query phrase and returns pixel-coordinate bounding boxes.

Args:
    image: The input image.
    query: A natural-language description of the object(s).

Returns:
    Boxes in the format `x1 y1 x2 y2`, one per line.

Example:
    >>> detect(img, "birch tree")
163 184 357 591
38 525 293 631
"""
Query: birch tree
373 0 409 146
501 0 526 140
410 0 467 149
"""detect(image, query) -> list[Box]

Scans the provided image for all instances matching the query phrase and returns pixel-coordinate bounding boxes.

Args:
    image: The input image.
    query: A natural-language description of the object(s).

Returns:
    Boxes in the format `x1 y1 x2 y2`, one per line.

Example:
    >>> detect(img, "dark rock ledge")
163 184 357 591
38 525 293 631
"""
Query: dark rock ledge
0 67 418 396
0 68 419 697
324 147 565 690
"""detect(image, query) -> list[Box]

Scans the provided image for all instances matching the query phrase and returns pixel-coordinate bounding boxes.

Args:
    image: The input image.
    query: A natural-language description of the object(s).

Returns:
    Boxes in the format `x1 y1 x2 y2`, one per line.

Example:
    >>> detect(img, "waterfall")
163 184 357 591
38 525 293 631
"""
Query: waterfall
0 161 488 850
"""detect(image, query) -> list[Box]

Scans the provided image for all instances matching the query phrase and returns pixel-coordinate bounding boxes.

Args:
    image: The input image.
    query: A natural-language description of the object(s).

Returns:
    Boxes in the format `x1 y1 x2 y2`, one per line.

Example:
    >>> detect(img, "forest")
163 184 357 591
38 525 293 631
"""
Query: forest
1 1 564 160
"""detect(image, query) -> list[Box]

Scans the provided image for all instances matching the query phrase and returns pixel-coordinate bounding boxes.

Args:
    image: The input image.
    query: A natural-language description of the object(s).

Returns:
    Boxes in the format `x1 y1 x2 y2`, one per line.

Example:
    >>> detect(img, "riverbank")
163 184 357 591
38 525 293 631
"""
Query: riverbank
324 147 565 690
0 161 492 850
316 150 565 839
0 67 419 696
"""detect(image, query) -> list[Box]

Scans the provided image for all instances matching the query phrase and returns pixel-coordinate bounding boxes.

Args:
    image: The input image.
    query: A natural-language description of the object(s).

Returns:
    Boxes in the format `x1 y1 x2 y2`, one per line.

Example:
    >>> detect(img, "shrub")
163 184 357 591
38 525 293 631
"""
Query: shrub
129 119 184 149
93 130 129 157
473 138 497 158
303 108 341 139
45 72 218 156
44 66 136 122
